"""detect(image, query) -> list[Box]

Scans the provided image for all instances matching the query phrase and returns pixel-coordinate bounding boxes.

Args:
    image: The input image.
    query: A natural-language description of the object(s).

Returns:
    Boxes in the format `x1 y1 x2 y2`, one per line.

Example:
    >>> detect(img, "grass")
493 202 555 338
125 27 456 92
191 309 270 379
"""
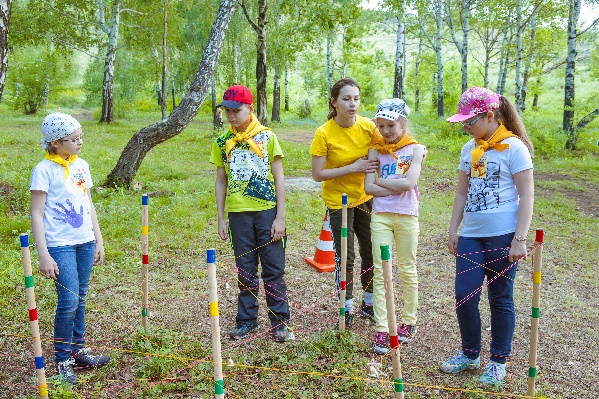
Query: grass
1 102 598 398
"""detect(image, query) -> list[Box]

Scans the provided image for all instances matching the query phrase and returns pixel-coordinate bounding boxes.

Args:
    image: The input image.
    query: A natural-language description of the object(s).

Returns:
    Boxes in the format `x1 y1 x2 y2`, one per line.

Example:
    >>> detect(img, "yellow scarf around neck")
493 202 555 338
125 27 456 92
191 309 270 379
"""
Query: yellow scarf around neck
471 124 517 166
225 113 268 159
45 152 78 179
370 131 419 159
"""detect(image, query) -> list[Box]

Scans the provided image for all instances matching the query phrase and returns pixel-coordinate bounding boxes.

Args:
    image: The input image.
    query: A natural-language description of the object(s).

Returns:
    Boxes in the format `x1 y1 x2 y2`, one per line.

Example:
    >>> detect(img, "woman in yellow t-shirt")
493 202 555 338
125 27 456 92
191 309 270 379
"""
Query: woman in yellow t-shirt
310 77 379 329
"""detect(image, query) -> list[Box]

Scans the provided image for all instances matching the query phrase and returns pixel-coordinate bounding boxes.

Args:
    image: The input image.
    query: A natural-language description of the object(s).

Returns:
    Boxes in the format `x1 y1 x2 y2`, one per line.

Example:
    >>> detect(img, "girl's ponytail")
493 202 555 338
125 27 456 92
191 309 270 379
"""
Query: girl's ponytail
496 96 534 156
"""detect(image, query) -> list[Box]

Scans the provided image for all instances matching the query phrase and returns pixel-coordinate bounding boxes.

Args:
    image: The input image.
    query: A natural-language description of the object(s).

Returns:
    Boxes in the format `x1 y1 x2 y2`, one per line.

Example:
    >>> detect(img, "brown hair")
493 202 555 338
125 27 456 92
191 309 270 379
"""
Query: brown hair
495 96 534 156
327 77 361 120
45 142 57 154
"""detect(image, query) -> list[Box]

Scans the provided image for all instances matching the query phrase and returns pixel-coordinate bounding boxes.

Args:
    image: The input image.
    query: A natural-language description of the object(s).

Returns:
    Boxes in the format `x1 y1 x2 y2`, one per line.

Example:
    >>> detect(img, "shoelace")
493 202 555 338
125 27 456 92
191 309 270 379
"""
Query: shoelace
375 333 388 345
485 363 504 379
448 350 467 364
59 358 76 376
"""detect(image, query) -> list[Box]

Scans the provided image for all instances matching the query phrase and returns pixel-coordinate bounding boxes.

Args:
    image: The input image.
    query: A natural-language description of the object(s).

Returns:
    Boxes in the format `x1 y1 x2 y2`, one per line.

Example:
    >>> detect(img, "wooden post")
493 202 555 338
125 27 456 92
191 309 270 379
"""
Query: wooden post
338 193 348 330
141 194 149 330
207 249 224 398
527 229 544 397
381 242 404 398
20 234 49 399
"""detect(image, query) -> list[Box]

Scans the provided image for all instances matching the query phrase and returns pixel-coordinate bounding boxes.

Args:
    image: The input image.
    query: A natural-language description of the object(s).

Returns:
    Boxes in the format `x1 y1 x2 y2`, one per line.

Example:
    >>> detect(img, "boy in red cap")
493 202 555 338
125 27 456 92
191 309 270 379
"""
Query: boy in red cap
210 85 292 342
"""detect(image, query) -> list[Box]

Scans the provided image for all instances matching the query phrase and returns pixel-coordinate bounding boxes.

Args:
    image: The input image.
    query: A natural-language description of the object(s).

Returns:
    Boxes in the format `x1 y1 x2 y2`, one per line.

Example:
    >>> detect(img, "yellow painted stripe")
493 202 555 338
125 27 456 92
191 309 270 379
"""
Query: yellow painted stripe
210 302 219 317
533 271 542 285
142 226 148 235
39 384 48 397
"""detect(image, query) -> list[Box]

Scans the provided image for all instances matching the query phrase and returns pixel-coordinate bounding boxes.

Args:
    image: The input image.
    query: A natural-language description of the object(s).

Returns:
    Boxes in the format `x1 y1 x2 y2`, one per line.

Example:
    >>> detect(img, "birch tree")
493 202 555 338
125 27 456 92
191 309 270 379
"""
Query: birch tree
98 0 121 123
445 0 472 93
416 0 444 116
105 0 236 187
563 0 599 149
0 0 11 102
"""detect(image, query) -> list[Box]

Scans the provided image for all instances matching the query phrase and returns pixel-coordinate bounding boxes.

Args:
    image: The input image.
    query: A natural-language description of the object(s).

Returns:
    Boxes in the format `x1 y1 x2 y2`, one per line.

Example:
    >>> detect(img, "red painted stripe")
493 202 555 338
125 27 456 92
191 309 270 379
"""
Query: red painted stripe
142 254 149 264
390 335 399 348
340 281 346 290
29 308 38 321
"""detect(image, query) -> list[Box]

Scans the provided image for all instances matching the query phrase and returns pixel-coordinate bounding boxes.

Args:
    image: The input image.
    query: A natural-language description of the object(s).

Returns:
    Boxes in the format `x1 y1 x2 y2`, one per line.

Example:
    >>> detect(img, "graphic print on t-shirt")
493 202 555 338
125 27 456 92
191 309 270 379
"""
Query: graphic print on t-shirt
465 155 500 212
227 131 275 205
380 155 411 178
52 199 84 228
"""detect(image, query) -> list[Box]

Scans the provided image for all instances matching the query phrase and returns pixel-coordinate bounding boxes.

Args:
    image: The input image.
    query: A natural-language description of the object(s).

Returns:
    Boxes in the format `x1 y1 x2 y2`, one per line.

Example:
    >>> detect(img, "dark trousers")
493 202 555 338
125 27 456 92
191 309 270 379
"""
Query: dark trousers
328 199 374 301
229 207 290 327
455 232 517 364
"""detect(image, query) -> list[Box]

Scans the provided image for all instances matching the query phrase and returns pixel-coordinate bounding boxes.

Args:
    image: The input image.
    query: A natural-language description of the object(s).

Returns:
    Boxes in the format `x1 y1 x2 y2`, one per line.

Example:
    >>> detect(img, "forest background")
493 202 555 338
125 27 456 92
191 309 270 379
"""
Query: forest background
0 0 598 398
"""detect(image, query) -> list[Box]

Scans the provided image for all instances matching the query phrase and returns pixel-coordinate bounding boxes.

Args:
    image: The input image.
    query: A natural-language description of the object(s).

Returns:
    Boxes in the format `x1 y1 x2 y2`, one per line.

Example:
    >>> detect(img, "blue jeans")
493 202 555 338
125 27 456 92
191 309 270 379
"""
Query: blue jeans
48 241 95 363
454 233 517 364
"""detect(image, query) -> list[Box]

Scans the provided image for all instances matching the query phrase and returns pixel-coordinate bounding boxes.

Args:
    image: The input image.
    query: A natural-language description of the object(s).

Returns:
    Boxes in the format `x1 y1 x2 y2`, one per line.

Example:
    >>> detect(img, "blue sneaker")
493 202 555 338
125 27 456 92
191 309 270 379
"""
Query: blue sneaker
229 320 259 340
479 361 506 386
440 350 480 373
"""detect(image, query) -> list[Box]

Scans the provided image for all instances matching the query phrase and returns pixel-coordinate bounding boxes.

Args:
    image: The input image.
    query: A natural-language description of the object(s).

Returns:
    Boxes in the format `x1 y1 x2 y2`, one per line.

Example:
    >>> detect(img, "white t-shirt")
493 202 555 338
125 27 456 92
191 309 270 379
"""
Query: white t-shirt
458 137 533 237
30 158 96 247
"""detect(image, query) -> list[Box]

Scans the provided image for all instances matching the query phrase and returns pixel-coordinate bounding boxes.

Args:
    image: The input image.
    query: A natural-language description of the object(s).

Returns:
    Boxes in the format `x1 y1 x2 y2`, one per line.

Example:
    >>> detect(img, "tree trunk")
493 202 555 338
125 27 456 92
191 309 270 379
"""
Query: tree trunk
575 107 599 130
393 8 405 99
99 0 120 123
255 0 268 126
271 69 281 122
327 32 333 93
514 0 524 115
460 3 470 94
171 77 176 108
521 11 537 113
0 0 11 102
211 76 222 129
435 0 444 117
563 0 580 150
414 37 422 111
161 4 168 120
284 67 289 111
105 0 236 187
496 19 510 94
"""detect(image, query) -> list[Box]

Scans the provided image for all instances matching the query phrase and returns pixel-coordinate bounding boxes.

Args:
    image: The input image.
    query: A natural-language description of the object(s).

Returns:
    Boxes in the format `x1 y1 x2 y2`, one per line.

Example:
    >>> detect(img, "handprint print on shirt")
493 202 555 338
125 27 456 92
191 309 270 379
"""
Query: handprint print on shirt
52 199 84 228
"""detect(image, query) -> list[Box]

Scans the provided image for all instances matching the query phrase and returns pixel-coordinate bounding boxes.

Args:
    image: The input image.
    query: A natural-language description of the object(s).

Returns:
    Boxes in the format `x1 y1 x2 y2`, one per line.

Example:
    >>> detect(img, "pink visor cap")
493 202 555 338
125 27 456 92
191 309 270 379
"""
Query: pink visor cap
446 86 501 122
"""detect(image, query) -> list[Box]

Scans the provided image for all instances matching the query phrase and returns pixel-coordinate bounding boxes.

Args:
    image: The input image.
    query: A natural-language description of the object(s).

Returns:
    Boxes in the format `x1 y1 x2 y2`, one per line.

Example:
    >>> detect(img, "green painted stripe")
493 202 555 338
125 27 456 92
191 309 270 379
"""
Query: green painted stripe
141 308 148 317
394 378 404 392
528 367 537 377
381 244 390 261
25 275 34 288
341 227 347 238
215 379 224 394
339 308 346 316
531 307 540 318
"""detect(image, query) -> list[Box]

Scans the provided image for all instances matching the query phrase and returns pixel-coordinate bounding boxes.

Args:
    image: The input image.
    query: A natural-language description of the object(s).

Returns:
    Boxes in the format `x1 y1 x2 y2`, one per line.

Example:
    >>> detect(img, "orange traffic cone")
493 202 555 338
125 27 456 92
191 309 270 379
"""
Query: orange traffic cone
305 213 336 273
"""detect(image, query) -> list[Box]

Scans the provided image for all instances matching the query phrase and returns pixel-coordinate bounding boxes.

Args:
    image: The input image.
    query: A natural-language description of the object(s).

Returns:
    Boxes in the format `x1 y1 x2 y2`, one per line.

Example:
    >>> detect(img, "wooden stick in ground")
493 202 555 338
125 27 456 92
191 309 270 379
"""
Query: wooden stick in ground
20 233 49 399
207 248 224 398
527 229 544 397
141 194 149 330
339 193 348 331
381 242 404 398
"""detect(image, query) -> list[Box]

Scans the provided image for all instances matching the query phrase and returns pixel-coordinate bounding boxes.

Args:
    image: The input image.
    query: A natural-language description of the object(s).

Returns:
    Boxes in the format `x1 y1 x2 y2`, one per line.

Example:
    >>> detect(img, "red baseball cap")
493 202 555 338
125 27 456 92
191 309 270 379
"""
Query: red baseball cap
217 85 254 109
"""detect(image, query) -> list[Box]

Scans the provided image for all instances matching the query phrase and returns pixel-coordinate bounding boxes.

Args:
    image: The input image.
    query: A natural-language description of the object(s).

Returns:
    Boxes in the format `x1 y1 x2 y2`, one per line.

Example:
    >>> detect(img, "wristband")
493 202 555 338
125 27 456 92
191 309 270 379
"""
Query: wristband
513 235 526 242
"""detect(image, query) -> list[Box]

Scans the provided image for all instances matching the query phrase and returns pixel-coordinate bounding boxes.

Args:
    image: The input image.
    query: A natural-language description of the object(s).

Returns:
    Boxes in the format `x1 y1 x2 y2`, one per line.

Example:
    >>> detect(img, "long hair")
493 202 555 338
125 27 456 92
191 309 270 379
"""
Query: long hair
495 96 534 156
327 77 361 120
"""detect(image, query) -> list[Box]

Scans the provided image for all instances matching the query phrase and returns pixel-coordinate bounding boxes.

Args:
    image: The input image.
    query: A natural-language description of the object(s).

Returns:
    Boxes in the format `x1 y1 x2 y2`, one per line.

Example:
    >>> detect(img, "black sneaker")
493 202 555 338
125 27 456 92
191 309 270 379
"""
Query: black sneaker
344 313 354 329
56 358 77 385
272 325 293 342
357 300 375 320
397 324 417 343
230 320 259 340
72 347 110 368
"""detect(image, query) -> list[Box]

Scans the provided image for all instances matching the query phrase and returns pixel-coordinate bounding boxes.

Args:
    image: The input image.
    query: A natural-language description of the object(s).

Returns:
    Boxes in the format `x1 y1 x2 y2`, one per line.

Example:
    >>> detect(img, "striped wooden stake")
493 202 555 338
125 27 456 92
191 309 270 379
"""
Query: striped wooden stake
207 249 224 398
338 193 348 331
527 229 544 397
381 243 404 398
20 233 49 399
141 194 149 330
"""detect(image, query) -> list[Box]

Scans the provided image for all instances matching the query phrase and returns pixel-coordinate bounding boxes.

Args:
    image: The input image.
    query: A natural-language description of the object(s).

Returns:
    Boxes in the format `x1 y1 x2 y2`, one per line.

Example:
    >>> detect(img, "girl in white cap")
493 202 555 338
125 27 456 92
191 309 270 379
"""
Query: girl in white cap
364 98 426 354
440 87 534 387
30 112 109 385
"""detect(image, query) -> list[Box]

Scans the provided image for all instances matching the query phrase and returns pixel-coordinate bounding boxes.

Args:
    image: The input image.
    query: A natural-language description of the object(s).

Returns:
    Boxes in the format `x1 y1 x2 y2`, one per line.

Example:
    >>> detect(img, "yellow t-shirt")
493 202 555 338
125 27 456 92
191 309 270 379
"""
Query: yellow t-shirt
310 114 375 209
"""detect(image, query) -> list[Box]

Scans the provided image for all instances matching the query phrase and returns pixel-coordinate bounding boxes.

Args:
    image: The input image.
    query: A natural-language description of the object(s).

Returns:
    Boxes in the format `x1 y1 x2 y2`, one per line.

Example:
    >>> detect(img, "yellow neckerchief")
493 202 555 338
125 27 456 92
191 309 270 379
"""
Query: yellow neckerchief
471 124 517 166
45 152 78 179
370 131 419 160
225 113 268 159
